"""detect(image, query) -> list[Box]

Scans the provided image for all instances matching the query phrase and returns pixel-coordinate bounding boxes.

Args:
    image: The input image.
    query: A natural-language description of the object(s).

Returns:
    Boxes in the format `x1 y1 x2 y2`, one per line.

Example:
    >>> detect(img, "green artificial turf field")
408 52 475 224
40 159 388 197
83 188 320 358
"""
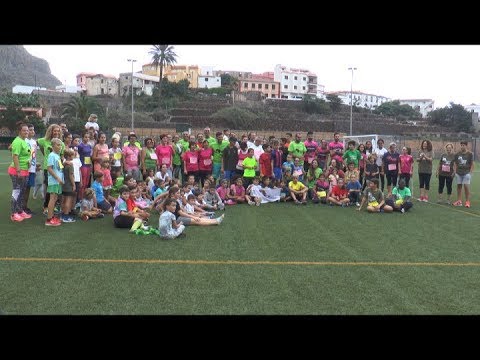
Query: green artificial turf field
1 150 479 314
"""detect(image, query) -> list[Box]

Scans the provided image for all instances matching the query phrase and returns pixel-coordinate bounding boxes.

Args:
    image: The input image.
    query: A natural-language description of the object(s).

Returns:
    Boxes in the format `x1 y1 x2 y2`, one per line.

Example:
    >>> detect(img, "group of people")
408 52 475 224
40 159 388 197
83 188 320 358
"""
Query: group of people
8 117 475 238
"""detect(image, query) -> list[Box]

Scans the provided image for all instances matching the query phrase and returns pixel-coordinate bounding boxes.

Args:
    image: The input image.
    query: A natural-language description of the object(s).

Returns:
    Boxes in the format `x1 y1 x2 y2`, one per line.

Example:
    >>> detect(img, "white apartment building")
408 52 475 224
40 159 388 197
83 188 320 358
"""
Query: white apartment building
273 64 324 100
198 66 222 89
327 91 390 110
119 72 159 96
398 99 434 118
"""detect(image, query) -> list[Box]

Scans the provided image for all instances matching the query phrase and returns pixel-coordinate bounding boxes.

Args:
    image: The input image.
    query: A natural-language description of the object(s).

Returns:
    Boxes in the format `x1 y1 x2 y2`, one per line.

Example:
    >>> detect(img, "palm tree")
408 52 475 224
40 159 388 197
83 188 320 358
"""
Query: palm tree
61 93 102 123
149 45 178 99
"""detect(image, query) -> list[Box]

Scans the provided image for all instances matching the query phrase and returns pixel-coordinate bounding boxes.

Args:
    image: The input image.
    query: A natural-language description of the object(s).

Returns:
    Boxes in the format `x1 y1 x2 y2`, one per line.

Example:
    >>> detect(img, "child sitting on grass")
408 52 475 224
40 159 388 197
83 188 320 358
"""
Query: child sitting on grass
159 198 186 239
80 188 105 221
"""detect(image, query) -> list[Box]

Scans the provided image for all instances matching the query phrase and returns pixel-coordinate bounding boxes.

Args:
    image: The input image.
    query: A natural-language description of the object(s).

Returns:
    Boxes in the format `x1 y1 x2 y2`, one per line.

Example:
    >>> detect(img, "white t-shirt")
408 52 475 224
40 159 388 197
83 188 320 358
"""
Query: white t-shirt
374 147 388 167
26 138 37 173
72 157 82 182
184 203 195 214
85 121 99 132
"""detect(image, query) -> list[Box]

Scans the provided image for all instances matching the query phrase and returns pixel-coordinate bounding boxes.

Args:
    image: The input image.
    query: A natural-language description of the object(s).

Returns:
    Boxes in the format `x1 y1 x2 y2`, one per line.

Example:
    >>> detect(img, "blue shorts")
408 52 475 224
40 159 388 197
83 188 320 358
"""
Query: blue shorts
273 167 282 181
27 172 35 187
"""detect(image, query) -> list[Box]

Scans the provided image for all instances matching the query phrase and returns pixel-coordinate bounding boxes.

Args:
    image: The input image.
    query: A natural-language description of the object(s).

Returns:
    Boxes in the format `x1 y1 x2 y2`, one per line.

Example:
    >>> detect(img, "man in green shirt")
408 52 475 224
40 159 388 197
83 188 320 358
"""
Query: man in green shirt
288 132 307 166
204 127 216 147
211 131 229 181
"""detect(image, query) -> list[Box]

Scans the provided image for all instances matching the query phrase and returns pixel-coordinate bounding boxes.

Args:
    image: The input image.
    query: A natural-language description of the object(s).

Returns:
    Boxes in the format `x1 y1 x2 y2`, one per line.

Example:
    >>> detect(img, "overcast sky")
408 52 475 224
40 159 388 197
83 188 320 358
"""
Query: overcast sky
23 45 480 108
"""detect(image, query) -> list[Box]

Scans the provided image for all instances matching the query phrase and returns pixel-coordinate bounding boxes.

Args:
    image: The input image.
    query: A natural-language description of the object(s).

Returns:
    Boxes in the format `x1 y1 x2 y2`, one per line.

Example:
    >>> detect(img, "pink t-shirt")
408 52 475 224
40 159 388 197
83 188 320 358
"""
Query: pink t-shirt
237 149 248 169
216 186 228 200
198 147 213 171
304 140 318 163
399 154 413 174
155 145 173 168
183 150 199 173
122 145 140 171
329 141 344 163
101 168 113 187
231 184 245 197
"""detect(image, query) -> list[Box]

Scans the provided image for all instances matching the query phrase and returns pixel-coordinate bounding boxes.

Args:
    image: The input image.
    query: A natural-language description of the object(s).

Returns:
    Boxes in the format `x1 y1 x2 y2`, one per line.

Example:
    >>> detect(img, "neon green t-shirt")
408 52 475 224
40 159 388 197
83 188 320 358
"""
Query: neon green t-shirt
211 140 229 164
10 136 31 170
288 141 307 165
37 138 65 170
242 157 257 178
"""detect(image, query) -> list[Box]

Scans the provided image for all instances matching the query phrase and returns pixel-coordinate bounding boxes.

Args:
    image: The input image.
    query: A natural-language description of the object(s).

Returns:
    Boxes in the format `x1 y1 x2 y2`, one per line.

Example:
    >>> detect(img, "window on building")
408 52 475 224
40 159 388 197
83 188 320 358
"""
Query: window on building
284 75 288 80
205 78 209 82
258 84 262 89
284 85 288 89
303 77 306 81
272 84 276 90
252 83 256 89
101 79 104 84
302 86 305 90
294 85 297 90
265 84 269 89
271 94 276 98
244 82 248 88
294 76 297 80
281 95 288 99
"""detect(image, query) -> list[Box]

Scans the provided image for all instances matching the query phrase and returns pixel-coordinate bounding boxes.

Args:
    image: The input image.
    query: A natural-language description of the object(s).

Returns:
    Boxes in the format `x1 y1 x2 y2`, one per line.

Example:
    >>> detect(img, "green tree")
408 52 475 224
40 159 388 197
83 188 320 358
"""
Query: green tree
373 100 421 119
428 102 472 132
0 105 26 132
149 45 178 100
325 94 343 112
61 94 103 133
220 74 239 91
302 95 331 115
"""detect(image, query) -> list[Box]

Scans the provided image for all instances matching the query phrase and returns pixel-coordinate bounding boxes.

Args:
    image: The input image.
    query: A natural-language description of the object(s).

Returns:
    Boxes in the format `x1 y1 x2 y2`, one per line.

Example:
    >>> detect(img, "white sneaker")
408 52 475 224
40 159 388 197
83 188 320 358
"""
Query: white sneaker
216 214 225 224
401 208 405 214
356 202 360 207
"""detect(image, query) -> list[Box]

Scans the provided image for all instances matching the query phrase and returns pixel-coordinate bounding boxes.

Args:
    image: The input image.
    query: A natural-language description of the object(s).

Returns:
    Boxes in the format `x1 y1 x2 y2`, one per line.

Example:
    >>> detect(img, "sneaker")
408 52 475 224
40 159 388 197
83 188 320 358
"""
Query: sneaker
81 214 89 221
97 213 105 218
10 213 24 222
62 216 76 223
401 208 405 214
356 202 360 207
341 203 346 208
141 225 150 231
248 200 255 206
423 196 429 202
52 217 62 224
465 201 471 208
45 218 61 226
43 208 48 216
446 199 451 205
256 200 261 207
453 200 463 207
18 211 32 219
216 214 225 224
296 200 302 205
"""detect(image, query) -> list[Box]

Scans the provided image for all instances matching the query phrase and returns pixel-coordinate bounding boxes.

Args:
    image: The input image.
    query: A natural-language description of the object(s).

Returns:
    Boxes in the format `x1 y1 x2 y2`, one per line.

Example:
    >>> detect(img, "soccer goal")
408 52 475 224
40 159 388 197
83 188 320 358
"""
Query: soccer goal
341 134 379 150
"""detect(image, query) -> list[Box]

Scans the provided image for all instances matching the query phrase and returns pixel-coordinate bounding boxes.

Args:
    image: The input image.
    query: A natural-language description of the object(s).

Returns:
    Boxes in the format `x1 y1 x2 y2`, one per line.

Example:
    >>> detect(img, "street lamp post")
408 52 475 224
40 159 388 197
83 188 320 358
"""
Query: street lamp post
127 59 137 131
348 67 357 136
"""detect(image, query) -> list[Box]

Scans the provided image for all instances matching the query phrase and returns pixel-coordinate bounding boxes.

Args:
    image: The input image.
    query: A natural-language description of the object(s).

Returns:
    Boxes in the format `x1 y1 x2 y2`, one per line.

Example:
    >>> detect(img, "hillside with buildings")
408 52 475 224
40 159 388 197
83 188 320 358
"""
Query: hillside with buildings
0 46 61 90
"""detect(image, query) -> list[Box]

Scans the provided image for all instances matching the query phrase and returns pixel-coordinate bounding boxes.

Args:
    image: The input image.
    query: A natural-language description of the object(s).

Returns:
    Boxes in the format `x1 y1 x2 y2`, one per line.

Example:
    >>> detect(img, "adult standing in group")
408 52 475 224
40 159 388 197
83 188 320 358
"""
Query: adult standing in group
8 122 32 222
197 139 213 187
453 140 474 208
436 143 455 204
288 132 307 171
141 137 157 179
155 134 174 180
383 142 400 196
417 139 434 202
210 131 229 181
92 132 109 173
374 138 388 192
38 123 64 214
304 131 318 173
23 123 37 215
222 136 239 183
316 139 330 172
122 133 142 182
329 132 344 170
171 133 183 182
204 127 216 147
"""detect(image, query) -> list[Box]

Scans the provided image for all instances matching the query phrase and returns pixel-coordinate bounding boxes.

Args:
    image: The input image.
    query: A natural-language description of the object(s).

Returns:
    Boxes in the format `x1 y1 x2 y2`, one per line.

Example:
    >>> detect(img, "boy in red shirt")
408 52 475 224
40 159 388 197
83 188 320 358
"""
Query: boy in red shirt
259 143 273 178
327 178 350 207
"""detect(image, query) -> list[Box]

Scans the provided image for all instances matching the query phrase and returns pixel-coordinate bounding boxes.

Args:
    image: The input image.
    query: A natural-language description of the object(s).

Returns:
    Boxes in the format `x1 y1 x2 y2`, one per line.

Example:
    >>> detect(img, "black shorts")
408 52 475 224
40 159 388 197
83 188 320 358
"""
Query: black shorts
97 200 112 211
62 191 76 197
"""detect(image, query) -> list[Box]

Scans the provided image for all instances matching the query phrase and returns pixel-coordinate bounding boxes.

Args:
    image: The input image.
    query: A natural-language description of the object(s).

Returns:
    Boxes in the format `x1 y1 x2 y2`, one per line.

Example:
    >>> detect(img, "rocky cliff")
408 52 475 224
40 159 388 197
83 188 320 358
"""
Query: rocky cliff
0 45 61 89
